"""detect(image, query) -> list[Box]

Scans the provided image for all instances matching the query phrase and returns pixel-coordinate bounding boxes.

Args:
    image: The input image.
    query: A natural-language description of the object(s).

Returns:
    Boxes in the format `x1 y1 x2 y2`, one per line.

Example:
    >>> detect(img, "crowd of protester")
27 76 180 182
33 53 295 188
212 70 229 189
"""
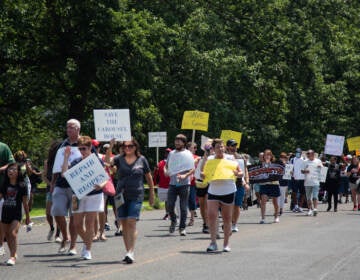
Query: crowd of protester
0 119 358 266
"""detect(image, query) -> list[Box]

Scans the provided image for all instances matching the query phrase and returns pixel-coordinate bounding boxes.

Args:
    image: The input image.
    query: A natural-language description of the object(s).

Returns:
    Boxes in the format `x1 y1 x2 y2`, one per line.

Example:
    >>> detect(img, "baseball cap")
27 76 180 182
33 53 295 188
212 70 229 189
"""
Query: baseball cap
103 143 110 149
91 139 100 147
346 154 352 160
226 139 237 147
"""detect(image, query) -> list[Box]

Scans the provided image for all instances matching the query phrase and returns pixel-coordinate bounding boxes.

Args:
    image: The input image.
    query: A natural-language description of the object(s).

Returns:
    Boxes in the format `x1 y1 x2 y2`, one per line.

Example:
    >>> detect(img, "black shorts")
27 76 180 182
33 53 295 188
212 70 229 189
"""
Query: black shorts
105 195 115 206
196 186 209 197
208 192 235 204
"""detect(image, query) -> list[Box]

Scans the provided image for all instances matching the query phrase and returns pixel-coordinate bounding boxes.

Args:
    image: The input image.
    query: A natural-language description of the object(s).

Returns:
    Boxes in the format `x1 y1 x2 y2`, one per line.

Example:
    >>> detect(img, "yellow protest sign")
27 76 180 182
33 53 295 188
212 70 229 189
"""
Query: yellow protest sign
220 130 242 148
347 136 360 151
203 159 238 184
356 149 360 157
181 110 209 131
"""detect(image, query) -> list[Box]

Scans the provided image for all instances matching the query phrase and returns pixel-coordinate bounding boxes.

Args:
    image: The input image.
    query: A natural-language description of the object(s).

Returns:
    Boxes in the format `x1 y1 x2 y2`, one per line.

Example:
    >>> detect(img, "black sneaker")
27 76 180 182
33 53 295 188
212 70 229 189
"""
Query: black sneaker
169 221 176 234
202 224 209 234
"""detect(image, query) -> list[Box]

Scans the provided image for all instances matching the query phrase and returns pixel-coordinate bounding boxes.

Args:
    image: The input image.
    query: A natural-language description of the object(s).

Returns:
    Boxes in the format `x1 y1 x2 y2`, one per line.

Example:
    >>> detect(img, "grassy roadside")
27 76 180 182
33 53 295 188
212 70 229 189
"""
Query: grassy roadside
31 184 164 218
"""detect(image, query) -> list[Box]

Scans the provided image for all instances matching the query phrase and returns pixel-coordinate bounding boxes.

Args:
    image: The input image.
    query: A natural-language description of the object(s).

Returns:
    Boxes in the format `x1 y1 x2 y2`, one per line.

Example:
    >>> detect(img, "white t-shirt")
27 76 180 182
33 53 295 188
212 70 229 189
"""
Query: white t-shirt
292 157 305 180
303 158 322 186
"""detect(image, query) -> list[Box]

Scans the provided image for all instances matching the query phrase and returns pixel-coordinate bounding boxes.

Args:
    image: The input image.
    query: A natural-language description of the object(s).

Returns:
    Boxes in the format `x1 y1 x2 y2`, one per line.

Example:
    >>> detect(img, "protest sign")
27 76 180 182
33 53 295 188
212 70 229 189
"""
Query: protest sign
167 150 195 176
200 135 211 150
347 136 360 152
324 134 344 156
282 164 294 180
52 147 82 173
248 163 285 184
203 159 238 184
320 166 328 183
63 153 109 199
237 159 245 175
181 110 209 131
148 132 167 148
94 109 131 141
220 130 242 148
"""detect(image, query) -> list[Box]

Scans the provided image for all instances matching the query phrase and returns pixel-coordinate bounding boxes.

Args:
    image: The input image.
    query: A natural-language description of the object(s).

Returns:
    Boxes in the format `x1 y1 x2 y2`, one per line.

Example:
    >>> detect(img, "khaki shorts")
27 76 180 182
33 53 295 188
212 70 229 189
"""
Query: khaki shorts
349 183 359 193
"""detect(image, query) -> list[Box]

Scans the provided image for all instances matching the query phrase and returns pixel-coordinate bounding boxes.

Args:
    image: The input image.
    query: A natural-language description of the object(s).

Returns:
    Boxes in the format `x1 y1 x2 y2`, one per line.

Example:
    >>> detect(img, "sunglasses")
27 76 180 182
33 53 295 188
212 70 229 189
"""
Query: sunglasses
78 147 88 151
123 144 135 149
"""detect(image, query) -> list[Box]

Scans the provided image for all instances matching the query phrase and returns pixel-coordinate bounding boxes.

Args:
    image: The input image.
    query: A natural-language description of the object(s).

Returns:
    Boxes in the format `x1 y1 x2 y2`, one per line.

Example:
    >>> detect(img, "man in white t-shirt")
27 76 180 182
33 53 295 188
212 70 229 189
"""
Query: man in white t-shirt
290 148 306 212
301 150 323 216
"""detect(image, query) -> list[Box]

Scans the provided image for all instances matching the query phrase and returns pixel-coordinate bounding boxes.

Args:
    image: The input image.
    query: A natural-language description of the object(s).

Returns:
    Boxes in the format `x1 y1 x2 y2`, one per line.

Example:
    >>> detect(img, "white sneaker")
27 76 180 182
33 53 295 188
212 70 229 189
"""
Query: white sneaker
179 228 186 236
313 209 318 216
55 236 62 243
307 210 313 216
231 224 239 232
223 245 231 252
0 246 5 256
82 250 92 260
274 217 280 223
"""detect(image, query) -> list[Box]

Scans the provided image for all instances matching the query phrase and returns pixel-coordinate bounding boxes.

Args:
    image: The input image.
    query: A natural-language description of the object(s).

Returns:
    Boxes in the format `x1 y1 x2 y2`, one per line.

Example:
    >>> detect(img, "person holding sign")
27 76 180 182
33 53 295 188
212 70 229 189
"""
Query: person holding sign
258 149 282 224
62 136 106 260
325 156 341 212
164 134 195 237
201 139 243 253
301 150 323 217
109 138 154 264
51 119 81 255
225 139 250 233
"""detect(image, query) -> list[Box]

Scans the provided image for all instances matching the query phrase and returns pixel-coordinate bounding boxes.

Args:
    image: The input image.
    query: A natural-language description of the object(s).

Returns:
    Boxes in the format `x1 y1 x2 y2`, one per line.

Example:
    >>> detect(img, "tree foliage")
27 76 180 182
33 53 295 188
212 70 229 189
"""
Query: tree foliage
1 0 360 165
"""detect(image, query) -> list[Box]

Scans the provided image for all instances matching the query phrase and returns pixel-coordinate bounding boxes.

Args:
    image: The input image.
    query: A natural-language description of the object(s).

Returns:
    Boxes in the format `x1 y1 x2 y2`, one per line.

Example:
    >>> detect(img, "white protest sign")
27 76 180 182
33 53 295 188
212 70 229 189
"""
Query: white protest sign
94 109 131 141
63 153 109 200
320 166 328 183
324 134 345 156
283 164 294 180
52 147 82 173
237 159 245 174
167 150 195 176
201 135 211 150
148 132 167 148
194 158 204 180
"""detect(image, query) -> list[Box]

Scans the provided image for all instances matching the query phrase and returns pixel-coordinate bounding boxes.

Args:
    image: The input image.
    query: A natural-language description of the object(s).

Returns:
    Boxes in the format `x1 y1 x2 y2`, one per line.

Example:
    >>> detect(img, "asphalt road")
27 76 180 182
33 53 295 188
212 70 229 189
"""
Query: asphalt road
0 201 359 280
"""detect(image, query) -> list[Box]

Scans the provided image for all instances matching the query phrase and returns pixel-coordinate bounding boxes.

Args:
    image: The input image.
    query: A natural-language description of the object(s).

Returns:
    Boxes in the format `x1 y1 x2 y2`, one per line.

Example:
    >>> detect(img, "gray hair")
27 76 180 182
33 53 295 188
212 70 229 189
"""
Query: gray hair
67 119 81 130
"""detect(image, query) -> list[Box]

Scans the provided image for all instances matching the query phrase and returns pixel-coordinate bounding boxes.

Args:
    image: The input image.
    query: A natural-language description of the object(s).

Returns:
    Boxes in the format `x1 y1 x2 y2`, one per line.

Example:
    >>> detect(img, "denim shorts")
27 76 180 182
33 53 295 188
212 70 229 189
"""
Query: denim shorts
234 186 245 206
305 185 320 201
117 199 143 220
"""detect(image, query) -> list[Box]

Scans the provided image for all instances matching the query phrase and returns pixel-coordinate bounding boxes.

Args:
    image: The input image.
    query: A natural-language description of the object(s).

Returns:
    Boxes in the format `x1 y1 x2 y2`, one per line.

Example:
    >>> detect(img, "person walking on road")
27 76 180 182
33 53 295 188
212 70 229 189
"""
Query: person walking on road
325 156 341 212
301 150 323 216
164 134 194 236
201 139 243 252
109 138 154 264
51 119 81 255
0 163 31 266
0 141 15 256
346 156 360 211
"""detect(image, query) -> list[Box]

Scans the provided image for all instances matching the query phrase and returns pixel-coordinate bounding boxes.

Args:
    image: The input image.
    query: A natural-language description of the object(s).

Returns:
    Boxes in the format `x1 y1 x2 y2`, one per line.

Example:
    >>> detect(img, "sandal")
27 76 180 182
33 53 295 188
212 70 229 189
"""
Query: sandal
93 234 100 242
100 233 107 241
187 218 194 226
